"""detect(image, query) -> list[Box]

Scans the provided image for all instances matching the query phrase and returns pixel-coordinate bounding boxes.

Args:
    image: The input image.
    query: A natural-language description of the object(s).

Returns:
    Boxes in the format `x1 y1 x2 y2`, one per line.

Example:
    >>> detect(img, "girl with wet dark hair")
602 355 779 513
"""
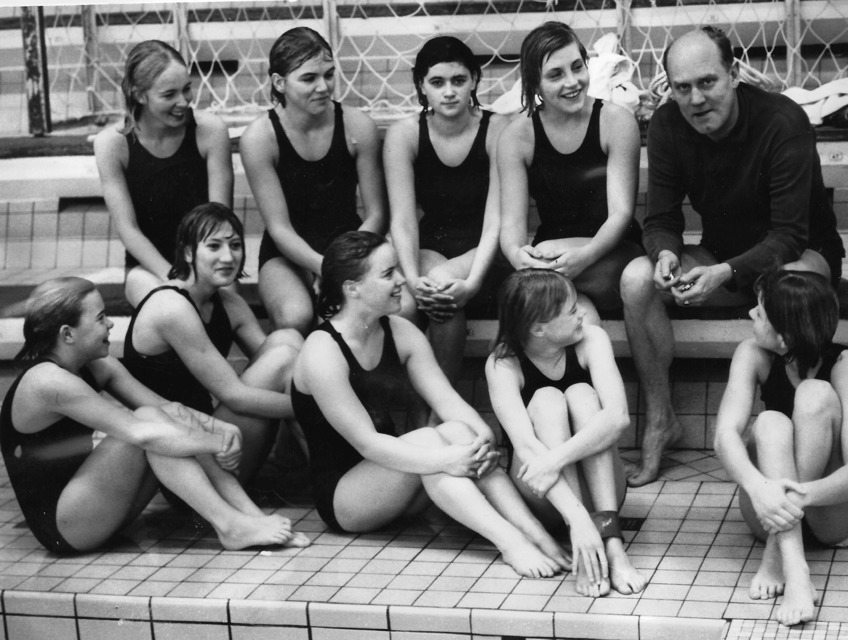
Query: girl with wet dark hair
240 27 386 336
499 21 643 317
123 203 304 482
94 40 233 307
385 36 509 395
716 269 847 626
292 231 571 578
1 277 307 554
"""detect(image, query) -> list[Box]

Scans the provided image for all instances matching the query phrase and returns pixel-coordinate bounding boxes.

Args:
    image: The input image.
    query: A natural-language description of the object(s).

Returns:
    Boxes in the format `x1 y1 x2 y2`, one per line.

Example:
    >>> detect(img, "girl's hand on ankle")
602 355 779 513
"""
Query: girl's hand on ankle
569 509 608 582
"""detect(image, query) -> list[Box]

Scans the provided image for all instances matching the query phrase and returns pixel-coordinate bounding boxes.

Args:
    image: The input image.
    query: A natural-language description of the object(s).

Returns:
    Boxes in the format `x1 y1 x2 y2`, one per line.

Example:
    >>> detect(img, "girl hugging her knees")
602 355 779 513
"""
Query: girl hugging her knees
291 231 570 578
715 269 848 626
485 269 646 596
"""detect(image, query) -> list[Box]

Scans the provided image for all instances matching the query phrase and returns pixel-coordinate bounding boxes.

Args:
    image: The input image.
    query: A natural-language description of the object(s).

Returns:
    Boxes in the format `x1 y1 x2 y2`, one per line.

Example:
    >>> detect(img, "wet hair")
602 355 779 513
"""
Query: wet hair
754 269 839 378
120 40 187 134
412 36 482 113
318 231 387 319
662 26 735 78
16 277 98 364
169 202 247 281
519 21 588 117
268 27 333 107
493 269 578 359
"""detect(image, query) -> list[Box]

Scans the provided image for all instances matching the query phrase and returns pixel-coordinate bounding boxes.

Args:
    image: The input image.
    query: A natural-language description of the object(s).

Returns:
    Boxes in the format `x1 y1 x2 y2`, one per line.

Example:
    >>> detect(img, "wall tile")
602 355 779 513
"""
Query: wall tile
77 619 152 640
5 615 77 640
152 622 229 640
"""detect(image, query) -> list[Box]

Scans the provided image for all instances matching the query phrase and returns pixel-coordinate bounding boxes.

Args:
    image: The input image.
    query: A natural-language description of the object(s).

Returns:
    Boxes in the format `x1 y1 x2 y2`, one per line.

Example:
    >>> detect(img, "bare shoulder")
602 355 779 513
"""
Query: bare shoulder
733 338 772 381
600 102 639 137
342 105 379 140
499 114 534 154
194 111 230 141
384 114 418 148
93 123 127 162
485 351 521 378
218 286 252 319
239 112 275 151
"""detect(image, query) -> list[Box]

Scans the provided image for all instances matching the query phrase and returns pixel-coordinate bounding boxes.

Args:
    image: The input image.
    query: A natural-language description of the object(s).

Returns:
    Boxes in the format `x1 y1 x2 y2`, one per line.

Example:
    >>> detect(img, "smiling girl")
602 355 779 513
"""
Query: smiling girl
291 231 570 577
384 36 508 388
240 27 386 335
498 22 642 316
0 277 307 554
486 269 645 596
95 40 233 307
715 270 848 626
123 203 303 482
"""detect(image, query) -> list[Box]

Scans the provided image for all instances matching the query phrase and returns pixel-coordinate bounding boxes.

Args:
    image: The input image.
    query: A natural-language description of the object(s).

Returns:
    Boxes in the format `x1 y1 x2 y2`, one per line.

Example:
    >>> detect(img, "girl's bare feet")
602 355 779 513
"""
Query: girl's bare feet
606 538 645 595
776 571 818 627
574 552 610 597
216 513 303 550
499 533 561 578
750 538 785 600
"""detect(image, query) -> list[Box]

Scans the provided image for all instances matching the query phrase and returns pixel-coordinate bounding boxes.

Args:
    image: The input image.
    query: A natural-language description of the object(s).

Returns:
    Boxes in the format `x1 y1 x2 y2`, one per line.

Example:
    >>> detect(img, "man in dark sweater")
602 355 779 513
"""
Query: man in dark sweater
621 26 842 487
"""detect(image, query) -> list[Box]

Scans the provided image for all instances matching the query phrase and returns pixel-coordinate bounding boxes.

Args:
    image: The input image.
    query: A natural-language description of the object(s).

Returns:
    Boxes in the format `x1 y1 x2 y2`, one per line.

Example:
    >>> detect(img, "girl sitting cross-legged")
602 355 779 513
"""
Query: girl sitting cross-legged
0 277 308 554
485 269 646 596
291 230 570 578
715 269 848 627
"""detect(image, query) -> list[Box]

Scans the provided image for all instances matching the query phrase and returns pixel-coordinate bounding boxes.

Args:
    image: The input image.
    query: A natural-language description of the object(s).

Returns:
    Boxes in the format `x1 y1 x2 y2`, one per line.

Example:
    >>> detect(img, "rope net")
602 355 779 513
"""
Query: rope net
6 1 848 129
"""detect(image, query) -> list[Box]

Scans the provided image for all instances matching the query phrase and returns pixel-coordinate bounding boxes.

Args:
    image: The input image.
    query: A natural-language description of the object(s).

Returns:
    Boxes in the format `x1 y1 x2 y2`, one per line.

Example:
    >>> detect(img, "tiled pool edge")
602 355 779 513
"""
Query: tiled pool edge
0 590 728 640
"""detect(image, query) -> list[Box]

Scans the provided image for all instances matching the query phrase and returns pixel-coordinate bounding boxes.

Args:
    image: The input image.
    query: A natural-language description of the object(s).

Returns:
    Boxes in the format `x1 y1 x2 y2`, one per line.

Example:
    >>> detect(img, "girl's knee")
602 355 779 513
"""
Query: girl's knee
751 410 793 445
795 380 840 419
401 426 447 447
528 388 568 423
434 420 477 444
564 382 598 406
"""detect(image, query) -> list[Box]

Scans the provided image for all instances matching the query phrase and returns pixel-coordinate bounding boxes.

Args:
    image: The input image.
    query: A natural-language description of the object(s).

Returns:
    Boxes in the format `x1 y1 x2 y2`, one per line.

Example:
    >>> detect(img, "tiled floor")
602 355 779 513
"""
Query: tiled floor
1 446 848 639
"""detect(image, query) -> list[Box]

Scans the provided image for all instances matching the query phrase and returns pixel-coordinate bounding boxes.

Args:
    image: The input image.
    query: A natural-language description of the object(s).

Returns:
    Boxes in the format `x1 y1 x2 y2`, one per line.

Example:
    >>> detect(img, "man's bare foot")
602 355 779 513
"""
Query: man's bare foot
216 513 298 550
500 535 561 578
776 572 818 626
606 538 646 595
626 416 682 487
750 538 784 600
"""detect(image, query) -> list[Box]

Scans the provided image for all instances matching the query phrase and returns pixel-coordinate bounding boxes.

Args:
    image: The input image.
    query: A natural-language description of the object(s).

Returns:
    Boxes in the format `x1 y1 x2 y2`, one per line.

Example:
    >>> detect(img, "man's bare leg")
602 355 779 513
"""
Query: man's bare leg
620 256 681 487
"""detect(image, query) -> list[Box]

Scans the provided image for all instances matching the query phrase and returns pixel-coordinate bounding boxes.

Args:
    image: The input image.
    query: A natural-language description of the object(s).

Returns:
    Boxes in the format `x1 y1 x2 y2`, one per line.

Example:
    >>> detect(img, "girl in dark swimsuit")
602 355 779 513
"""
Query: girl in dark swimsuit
385 36 508 389
94 40 233 307
292 231 570 578
498 22 643 318
715 269 848 626
123 203 304 482
240 27 386 335
0 277 306 554
485 269 645 597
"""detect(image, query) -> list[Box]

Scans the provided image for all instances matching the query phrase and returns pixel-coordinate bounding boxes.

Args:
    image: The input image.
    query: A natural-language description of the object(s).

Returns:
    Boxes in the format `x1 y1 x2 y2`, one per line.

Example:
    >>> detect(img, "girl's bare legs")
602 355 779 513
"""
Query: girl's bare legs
215 330 301 482
436 421 570 571
333 424 560 578
741 381 839 627
194 454 311 547
565 384 645 595
146 450 297 550
56 436 159 551
258 256 315 335
520 387 608 596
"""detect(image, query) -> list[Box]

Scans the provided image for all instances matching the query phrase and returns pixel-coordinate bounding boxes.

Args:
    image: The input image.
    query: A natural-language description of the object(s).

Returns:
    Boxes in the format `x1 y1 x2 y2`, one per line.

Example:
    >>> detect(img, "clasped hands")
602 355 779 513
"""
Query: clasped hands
751 476 808 535
515 243 590 280
414 276 475 323
444 436 500 479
